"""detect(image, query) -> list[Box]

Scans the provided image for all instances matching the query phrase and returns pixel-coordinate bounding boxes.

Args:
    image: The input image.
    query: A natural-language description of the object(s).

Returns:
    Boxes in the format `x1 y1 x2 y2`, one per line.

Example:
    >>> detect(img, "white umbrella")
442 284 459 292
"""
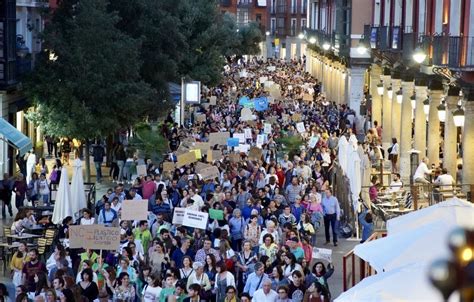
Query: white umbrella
354 221 453 273
347 148 361 211
360 153 372 208
70 157 87 219
335 263 459 302
52 167 73 224
387 198 474 236
337 136 348 174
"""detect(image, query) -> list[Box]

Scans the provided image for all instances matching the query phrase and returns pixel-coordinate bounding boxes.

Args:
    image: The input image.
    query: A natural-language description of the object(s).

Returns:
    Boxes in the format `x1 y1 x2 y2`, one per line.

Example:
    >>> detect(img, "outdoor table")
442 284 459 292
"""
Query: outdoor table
386 208 413 215
6 233 42 244
0 242 37 249
23 225 45 234
377 202 399 208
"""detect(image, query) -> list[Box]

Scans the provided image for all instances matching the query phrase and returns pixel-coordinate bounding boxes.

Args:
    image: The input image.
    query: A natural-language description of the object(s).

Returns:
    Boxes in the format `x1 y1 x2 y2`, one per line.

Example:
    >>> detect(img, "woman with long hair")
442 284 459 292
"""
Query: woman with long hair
78 268 99 301
204 254 217 289
270 265 288 290
235 240 257 292
149 241 169 278
10 241 29 287
111 272 135 302
33 271 49 298
214 261 235 302
312 261 334 300
282 253 303 278
179 256 194 283
142 273 162 302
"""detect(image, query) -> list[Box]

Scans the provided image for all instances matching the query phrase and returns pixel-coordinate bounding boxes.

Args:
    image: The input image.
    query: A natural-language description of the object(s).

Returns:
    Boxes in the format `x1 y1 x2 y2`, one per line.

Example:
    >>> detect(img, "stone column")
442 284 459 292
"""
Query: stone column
327 65 333 100
381 74 392 150
370 64 383 126
391 77 402 143
399 80 415 182
285 38 292 61
444 86 461 179
266 36 273 59
347 66 366 116
462 96 474 192
427 82 444 166
413 83 428 156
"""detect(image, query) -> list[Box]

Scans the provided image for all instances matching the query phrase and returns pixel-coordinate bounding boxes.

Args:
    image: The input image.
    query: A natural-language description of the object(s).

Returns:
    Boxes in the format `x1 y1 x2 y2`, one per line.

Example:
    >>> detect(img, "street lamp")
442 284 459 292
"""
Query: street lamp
410 93 416 109
298 33 304 39
423 97 430 115
377 81 384 96
265 31 270 36
387 86 393 100
413 47 427 64
453 104 465 127
309 37 316 44
396 88 403 103
437 100 446 122
322 42 331 51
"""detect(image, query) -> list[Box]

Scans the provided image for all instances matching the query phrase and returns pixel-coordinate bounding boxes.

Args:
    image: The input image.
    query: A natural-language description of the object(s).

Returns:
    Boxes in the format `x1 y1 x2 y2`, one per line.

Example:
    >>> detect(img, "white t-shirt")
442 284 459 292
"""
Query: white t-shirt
413 163 432 181
252 289 278 302
80 217 95 225
435 174 455 190
142 285 162 302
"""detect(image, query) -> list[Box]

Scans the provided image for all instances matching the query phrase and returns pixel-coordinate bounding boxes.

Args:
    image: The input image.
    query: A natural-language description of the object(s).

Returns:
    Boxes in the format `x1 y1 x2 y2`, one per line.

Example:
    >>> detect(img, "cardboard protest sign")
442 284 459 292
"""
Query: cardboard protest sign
209 132 230 146
136 165 147 177
193 142 210 153
254 97 269 112
309 136 319 148
270 89 282 100
227 138 240 147
229 154 240 163
200 166 220 181
172 207 186 225
190 149 202 160
267 66 276 72
177 151 197 167
207 150 223 162
121 200 149 221
241 108 254 121
233 133 246 143
236 144 250 153
248 146 263 161
195 162 212 174
210 96 217 105
183 209 209 230
266 116 277 124
244 128 252 139
69 225 121 250
296 122 306 133
196 114 206 123
256 135 265 147
209 209 224 220
163 162 176 172
312 247 333 262
264 123 272 134
176 144 190 155
292 113 302 122
303 93 313 101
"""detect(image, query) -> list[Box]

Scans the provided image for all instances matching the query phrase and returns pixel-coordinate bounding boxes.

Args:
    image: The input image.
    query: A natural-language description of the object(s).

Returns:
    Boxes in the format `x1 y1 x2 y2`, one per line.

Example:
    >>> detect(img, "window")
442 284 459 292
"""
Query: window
271 0 276 13
237 8 249 25
301 18 306 30
276 17 285 34
301 0 307 14
291 18 297 36
291 0 297 13
270 18 276 34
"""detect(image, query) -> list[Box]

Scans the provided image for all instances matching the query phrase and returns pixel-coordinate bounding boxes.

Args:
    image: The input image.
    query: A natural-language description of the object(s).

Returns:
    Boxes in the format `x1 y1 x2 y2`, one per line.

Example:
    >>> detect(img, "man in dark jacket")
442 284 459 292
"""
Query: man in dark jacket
92 143 105 183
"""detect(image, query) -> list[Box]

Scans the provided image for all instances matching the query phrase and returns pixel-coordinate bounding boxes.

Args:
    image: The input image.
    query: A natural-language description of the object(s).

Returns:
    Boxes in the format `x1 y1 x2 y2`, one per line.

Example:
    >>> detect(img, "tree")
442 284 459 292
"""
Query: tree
25 0 154 180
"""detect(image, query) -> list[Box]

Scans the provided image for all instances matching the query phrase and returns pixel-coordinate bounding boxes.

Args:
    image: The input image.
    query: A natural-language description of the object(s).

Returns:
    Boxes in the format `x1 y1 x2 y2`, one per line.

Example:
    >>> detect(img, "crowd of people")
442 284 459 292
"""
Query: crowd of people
0 58 375 302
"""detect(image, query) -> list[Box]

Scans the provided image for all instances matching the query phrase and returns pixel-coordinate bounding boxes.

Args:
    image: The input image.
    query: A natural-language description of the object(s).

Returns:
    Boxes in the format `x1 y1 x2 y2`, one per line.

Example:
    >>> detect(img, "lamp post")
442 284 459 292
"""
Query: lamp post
413 47 427 64
453 104 465 127
411 92 417 109
423 97 430 115
438 100 447 122
396 88 403 103
387 85 393 100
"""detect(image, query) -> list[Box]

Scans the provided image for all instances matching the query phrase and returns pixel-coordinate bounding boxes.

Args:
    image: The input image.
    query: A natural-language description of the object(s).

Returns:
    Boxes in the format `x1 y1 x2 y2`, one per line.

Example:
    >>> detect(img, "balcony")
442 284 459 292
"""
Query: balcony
237 0 253 8
423 35 474 70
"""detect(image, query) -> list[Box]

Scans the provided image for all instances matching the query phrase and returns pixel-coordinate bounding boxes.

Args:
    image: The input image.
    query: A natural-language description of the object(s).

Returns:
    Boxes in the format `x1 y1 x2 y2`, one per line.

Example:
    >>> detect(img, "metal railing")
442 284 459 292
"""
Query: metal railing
49 182 97 211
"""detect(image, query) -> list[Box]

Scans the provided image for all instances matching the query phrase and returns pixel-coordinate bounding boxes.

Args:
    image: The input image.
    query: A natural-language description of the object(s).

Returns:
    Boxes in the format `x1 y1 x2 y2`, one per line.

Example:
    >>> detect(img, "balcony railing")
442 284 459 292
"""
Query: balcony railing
422 35 474 70
237 0 253 8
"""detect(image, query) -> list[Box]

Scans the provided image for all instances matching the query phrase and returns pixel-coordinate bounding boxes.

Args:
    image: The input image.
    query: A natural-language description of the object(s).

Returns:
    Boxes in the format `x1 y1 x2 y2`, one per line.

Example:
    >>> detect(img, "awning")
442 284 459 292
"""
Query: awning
0 118 33 156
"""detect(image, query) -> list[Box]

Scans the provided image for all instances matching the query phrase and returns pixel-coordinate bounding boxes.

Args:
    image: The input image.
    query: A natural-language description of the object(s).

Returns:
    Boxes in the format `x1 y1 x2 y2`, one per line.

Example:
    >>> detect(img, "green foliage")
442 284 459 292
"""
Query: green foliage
128 123 168 163
25 0 154 139
276 136 304 159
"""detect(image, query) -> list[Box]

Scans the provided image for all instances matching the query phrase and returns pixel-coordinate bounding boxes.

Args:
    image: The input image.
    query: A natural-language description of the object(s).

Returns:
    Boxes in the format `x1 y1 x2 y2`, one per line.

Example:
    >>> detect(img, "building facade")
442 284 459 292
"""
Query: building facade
220 0 268 29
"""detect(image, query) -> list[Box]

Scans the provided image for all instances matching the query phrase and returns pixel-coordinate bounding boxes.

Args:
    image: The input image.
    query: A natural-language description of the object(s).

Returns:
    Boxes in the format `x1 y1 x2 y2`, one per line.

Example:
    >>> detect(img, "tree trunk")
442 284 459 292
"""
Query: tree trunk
85 138 91 183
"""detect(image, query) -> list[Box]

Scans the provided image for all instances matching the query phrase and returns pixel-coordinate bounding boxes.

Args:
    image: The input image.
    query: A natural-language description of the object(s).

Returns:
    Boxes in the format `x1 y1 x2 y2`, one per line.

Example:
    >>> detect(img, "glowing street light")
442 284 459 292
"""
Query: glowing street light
377 81 384 96
309 37 316 44
437 100 446 122
298 33 305 39
322 42 331 50
413 47 427 64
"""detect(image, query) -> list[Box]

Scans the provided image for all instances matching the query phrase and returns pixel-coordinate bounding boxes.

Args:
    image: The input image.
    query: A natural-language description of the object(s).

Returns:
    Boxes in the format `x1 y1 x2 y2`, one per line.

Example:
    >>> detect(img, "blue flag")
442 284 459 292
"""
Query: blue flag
254 97 268 112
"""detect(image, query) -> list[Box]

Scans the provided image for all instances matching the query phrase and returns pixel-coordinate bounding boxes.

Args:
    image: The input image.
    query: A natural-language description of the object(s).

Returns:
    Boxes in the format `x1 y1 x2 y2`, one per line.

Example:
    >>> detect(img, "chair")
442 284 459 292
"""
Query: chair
37 238 48 261
45 229 58 255
2 227 11 243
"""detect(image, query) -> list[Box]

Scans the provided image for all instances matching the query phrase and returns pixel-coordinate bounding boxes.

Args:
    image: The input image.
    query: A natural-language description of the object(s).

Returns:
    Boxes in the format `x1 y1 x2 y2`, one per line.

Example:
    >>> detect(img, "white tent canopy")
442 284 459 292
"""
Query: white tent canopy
52 167 73 224
335 263 459 302
70 157 87 219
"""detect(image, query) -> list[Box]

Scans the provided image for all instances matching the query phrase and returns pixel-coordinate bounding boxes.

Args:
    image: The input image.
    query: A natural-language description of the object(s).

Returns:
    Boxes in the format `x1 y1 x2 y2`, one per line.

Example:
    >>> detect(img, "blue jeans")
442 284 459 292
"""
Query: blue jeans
94 162 103 182
42 194 50 206
117 160 125 181
324 214 338 243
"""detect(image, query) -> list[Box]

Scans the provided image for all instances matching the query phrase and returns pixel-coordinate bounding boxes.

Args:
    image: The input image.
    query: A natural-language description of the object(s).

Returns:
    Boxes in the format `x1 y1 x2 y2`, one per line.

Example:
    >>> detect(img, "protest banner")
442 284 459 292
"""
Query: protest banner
312 247 333 262
209 209 224 220
233 133 246 143
227 138 240 147
296 122 306 133
209 132 230 146
69 225 121 250
282 113 289 122
136 165 147 176
239 96 250 106
121 200 148 221
183 209 209 230
241 108 254 121
210 96 217 105
163 162 176 172
207 150 223 162
177 151 197 167
236 144 250 153
254 97 268 112
193 142 210 153
267 66 276 72
172 207 186 225
190 149 202 160
256 134 265 147
200 166 220 181
264 123 272 134
244 128 252 139
195 162 212 174
309 136 319 148
248 146 263 161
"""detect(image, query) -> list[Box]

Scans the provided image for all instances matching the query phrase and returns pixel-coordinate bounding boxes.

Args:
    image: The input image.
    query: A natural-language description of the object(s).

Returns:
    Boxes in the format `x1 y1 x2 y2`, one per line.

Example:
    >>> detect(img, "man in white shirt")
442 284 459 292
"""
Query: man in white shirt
389 173 403 192
252 279 278 302
434 168 455 191
413 158 432 183
188 189 204 210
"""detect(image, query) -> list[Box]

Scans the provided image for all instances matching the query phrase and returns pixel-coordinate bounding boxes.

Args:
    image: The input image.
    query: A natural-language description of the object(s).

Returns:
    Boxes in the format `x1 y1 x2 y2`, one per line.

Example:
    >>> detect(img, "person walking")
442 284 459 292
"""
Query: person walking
389 137 399 173
321 189 340 246
92 142 105 183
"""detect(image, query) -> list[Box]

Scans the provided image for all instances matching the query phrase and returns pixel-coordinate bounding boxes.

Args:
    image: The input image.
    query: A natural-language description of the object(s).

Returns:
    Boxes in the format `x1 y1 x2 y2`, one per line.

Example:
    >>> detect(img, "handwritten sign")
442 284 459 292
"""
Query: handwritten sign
69 225 121 250
303 94 313 101
163 162 176 172
233 133 246 143
312 247 333 262
196 114 206 123
209 132 230 146
190 149 202 160
177 152 197 167
236 144 250 153
248 146 263 161
193 142 210 153
210 96 217 105
195 162 212 174
207 150 223 162
172 207 186 225
183 209 209 230
244 128 252 139
241 108 254 121
229 154 240 163
264 123 272 134
256 135 265 147
121 199 149 221
136 164 147 177
200 166 220 181
309 136 319 148
296 122 306 133
292 113 302 122
209 209 224 220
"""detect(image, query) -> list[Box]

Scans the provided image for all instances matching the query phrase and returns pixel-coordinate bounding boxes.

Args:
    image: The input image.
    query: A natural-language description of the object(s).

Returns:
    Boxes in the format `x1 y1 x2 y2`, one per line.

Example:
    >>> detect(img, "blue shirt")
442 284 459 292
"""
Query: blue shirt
359 210 374 241
243 272 270 296
291 246 305 261
321 195 341 219
171 248 195 269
